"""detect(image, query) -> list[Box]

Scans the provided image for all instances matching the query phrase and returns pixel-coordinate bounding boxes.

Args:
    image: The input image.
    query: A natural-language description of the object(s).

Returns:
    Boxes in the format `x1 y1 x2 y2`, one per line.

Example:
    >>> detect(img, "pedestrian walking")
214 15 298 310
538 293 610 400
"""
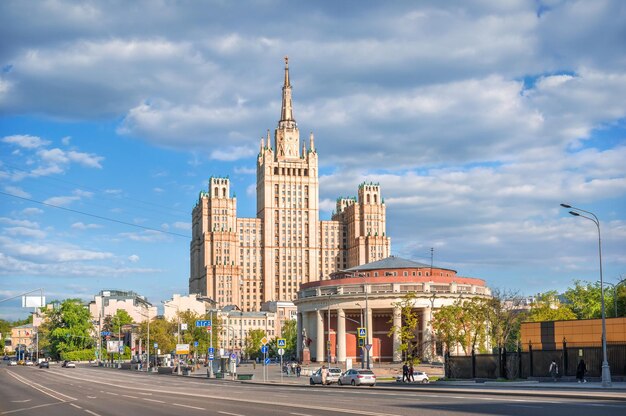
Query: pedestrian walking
549 359 558 381
409 363 415 382
576 359 587 383
402 363 409 383
321 365 328 385
296 364 301 377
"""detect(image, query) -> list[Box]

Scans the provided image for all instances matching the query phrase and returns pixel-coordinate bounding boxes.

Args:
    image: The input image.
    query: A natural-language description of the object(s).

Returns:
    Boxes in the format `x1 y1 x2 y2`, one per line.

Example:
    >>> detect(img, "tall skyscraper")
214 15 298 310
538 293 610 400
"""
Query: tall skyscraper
190 58 391 311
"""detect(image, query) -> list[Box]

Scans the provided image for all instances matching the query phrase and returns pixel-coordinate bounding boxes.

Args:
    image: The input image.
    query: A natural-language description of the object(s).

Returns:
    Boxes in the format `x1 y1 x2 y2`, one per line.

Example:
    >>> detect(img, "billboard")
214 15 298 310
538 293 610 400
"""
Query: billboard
106 340 123 353
175 344 190 354
22 295 45 308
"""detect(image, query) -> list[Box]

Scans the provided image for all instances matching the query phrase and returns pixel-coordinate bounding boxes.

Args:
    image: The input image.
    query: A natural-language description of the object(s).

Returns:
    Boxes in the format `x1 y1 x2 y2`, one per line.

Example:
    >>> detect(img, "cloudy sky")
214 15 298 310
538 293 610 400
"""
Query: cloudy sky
1 0 625 320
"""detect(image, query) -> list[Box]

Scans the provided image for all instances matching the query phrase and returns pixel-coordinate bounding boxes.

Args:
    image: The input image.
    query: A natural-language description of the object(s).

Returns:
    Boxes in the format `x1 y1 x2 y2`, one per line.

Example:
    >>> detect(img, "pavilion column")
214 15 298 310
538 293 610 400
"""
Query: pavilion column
422 307 433 361
315 309 324 363
337 308 346 363
296 312 303 361
392 305 402 362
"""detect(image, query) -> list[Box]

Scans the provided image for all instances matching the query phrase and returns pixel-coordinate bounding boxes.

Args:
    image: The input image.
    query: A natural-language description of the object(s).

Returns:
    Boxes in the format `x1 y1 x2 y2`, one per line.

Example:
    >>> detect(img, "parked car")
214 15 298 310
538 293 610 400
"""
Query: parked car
395 371 430 383
62 360 76 368
309 367 342 385
338 369 376 386
24 360 34 366
39 361 49 369
8 360 17 366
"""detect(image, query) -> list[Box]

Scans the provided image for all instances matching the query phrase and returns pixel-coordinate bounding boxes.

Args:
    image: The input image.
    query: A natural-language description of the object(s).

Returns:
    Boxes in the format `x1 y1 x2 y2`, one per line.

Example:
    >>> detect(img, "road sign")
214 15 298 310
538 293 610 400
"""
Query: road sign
208 347 214 354
358 338 365 347
153 342 158 348
194 341 199 347
230 353 237 360
209 354 214 360
365 344 372 351
260 336 268 345
278 348 285 356
277 338 286 348
206 326 212 332
358 328 366 338
119 345 124 353
261 345 268 354
264 357 270 365
176 344 190 354
101 331 111 336
180 323 188 331
195 320 211 327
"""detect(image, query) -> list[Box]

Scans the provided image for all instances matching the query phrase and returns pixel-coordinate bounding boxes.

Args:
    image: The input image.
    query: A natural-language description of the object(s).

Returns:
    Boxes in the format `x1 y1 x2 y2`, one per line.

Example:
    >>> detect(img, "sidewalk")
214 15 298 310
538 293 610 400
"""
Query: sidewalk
186 362 626 401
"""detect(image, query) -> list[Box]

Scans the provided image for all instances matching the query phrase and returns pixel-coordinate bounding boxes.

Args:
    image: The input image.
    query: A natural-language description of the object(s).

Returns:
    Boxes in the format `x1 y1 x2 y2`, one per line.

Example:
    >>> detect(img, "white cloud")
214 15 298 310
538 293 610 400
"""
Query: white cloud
21 207 43 216
119 230 167 243
71 222 102 230
4 227 46 239
210 146 255 161
0 217 38 228
4 186 30 198
2 134 49 149
128 254 140 263
172 222 190 230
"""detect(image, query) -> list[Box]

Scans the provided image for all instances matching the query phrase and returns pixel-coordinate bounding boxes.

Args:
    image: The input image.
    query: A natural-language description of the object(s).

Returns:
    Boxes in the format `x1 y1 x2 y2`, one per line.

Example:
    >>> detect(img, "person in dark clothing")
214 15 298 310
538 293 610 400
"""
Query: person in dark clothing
576 359 587 383
409 363 415 382
402 363 409 383
549 359 558 381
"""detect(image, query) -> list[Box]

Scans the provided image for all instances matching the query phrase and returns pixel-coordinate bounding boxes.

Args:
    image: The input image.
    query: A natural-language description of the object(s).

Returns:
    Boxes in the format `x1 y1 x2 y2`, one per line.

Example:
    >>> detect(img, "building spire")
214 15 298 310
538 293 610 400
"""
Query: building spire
280 56 294 124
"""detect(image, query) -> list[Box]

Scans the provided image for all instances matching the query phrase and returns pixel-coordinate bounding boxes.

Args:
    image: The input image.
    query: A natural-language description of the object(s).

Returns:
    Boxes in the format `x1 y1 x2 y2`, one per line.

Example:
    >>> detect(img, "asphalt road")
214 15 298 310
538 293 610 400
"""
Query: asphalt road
1 364 625 416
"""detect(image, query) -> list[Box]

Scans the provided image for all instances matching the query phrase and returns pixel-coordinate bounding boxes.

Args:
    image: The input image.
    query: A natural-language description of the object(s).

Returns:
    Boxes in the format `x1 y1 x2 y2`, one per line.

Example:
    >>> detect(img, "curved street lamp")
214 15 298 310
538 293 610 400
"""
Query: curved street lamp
560 203 611 387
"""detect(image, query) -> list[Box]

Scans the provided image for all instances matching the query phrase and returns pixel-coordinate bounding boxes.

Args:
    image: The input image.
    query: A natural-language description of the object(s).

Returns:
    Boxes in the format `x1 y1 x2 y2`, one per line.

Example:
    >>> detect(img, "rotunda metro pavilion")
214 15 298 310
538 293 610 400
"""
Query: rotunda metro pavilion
295 256 491 363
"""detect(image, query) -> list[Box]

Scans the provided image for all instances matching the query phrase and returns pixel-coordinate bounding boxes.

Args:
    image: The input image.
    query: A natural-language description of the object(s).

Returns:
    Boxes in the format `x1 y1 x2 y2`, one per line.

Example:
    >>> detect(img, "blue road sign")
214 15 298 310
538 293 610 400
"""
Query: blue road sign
101 331 111 336
260 345 268 353
230 353 237 360
208 347 214 354
264 357 270 365
277 338 286 348
195 320 211 327
194 341 198 347
209 354 214 360
358 328 367 338
119 345 124 353
153 342 158 348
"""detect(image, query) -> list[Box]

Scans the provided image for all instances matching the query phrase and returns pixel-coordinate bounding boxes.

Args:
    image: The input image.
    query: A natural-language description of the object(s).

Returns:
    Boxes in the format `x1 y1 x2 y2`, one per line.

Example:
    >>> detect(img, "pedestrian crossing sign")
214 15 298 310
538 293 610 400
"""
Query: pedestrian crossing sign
358 328 366 338
277 338 286 348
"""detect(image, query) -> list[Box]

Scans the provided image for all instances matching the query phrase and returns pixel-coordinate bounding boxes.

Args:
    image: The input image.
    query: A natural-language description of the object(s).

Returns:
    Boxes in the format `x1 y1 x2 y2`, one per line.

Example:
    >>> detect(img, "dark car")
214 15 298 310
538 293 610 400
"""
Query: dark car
39 361 49 368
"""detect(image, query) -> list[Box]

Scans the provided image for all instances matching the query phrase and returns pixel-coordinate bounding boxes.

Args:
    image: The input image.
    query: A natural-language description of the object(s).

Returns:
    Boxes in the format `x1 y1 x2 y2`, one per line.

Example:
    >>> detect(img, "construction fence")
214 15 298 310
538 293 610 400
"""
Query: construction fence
445 341 626 380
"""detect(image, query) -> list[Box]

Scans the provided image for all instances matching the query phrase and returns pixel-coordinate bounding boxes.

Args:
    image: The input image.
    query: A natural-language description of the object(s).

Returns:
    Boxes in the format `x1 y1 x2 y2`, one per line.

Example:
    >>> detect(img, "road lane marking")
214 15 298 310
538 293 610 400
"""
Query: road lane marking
87 396 97 399
122 395 138 399
218 412 245 416
138 392 152 395
142 398 165 403
173 403 206 410
5 370 77 402
84 410 103 416
290 413 314 416
10 400 31 403
70 403 83 409
1 402 67 415
105 392 119 396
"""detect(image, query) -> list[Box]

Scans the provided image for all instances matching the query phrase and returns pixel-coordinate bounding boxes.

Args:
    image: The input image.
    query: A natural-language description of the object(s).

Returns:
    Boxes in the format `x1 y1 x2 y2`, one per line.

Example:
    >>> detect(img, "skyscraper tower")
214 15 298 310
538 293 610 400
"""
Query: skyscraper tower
190 58 390 311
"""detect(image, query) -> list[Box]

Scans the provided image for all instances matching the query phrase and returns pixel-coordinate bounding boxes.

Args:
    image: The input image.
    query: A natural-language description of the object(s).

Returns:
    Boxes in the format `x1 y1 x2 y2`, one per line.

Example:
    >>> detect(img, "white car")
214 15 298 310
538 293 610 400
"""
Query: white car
338 369 376 386
24 360 34 366
396 371 430 383
8 360 17 366
63 361 76 368
309 367 342 385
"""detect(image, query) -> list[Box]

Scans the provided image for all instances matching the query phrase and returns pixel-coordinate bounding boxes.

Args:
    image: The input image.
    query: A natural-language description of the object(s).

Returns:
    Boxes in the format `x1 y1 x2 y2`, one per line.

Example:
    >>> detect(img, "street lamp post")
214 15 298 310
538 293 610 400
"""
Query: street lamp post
196 296 217 378
561 203 612 387
163 302 182 375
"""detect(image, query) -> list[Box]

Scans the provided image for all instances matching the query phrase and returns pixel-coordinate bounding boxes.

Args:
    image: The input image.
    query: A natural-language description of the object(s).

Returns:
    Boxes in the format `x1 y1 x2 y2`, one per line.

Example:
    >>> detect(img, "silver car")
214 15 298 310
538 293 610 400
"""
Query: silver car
338 369 376 386
309 367 342 385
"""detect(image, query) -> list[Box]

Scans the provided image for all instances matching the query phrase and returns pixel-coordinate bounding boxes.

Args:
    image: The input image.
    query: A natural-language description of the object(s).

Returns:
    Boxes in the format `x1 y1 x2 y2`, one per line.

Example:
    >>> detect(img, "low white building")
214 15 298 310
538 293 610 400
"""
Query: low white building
89 290 157 325
162 294 208 321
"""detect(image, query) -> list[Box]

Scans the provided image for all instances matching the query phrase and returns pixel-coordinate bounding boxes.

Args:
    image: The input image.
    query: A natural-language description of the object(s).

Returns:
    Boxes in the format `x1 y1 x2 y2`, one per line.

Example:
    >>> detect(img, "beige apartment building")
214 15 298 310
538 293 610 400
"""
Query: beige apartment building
190 58 391 311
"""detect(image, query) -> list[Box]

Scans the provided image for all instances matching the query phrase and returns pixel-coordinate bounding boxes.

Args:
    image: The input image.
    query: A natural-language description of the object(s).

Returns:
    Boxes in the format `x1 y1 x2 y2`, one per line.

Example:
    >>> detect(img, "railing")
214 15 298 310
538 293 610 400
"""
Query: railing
298 282 489 299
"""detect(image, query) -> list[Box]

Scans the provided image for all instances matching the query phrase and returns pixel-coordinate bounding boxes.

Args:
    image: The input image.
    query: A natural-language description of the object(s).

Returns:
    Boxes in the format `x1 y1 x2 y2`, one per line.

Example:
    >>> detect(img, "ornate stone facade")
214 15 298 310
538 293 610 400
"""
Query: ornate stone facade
189 58 391 311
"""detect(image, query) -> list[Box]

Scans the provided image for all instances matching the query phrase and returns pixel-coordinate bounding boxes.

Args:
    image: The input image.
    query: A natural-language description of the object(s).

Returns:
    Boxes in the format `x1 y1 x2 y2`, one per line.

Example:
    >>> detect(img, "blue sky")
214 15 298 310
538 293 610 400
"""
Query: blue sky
1 0 625 320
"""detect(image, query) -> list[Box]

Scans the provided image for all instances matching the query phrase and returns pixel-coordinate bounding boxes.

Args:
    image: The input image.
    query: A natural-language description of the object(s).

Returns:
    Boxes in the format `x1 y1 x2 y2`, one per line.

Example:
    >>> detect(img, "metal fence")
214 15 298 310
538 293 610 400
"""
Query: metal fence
445 342 626 379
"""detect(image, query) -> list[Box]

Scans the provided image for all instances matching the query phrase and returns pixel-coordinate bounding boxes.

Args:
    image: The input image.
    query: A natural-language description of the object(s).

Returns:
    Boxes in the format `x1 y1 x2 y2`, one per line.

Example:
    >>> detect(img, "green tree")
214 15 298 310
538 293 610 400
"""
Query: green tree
388 292 420 363
431 297 490 355
39 299 94 359
563 280 602 319
138 317 175 357
244 329 267 360
281 319 297 359
527 291 576 322
431 303 465 354
485 289 529 351
111 309 134 334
